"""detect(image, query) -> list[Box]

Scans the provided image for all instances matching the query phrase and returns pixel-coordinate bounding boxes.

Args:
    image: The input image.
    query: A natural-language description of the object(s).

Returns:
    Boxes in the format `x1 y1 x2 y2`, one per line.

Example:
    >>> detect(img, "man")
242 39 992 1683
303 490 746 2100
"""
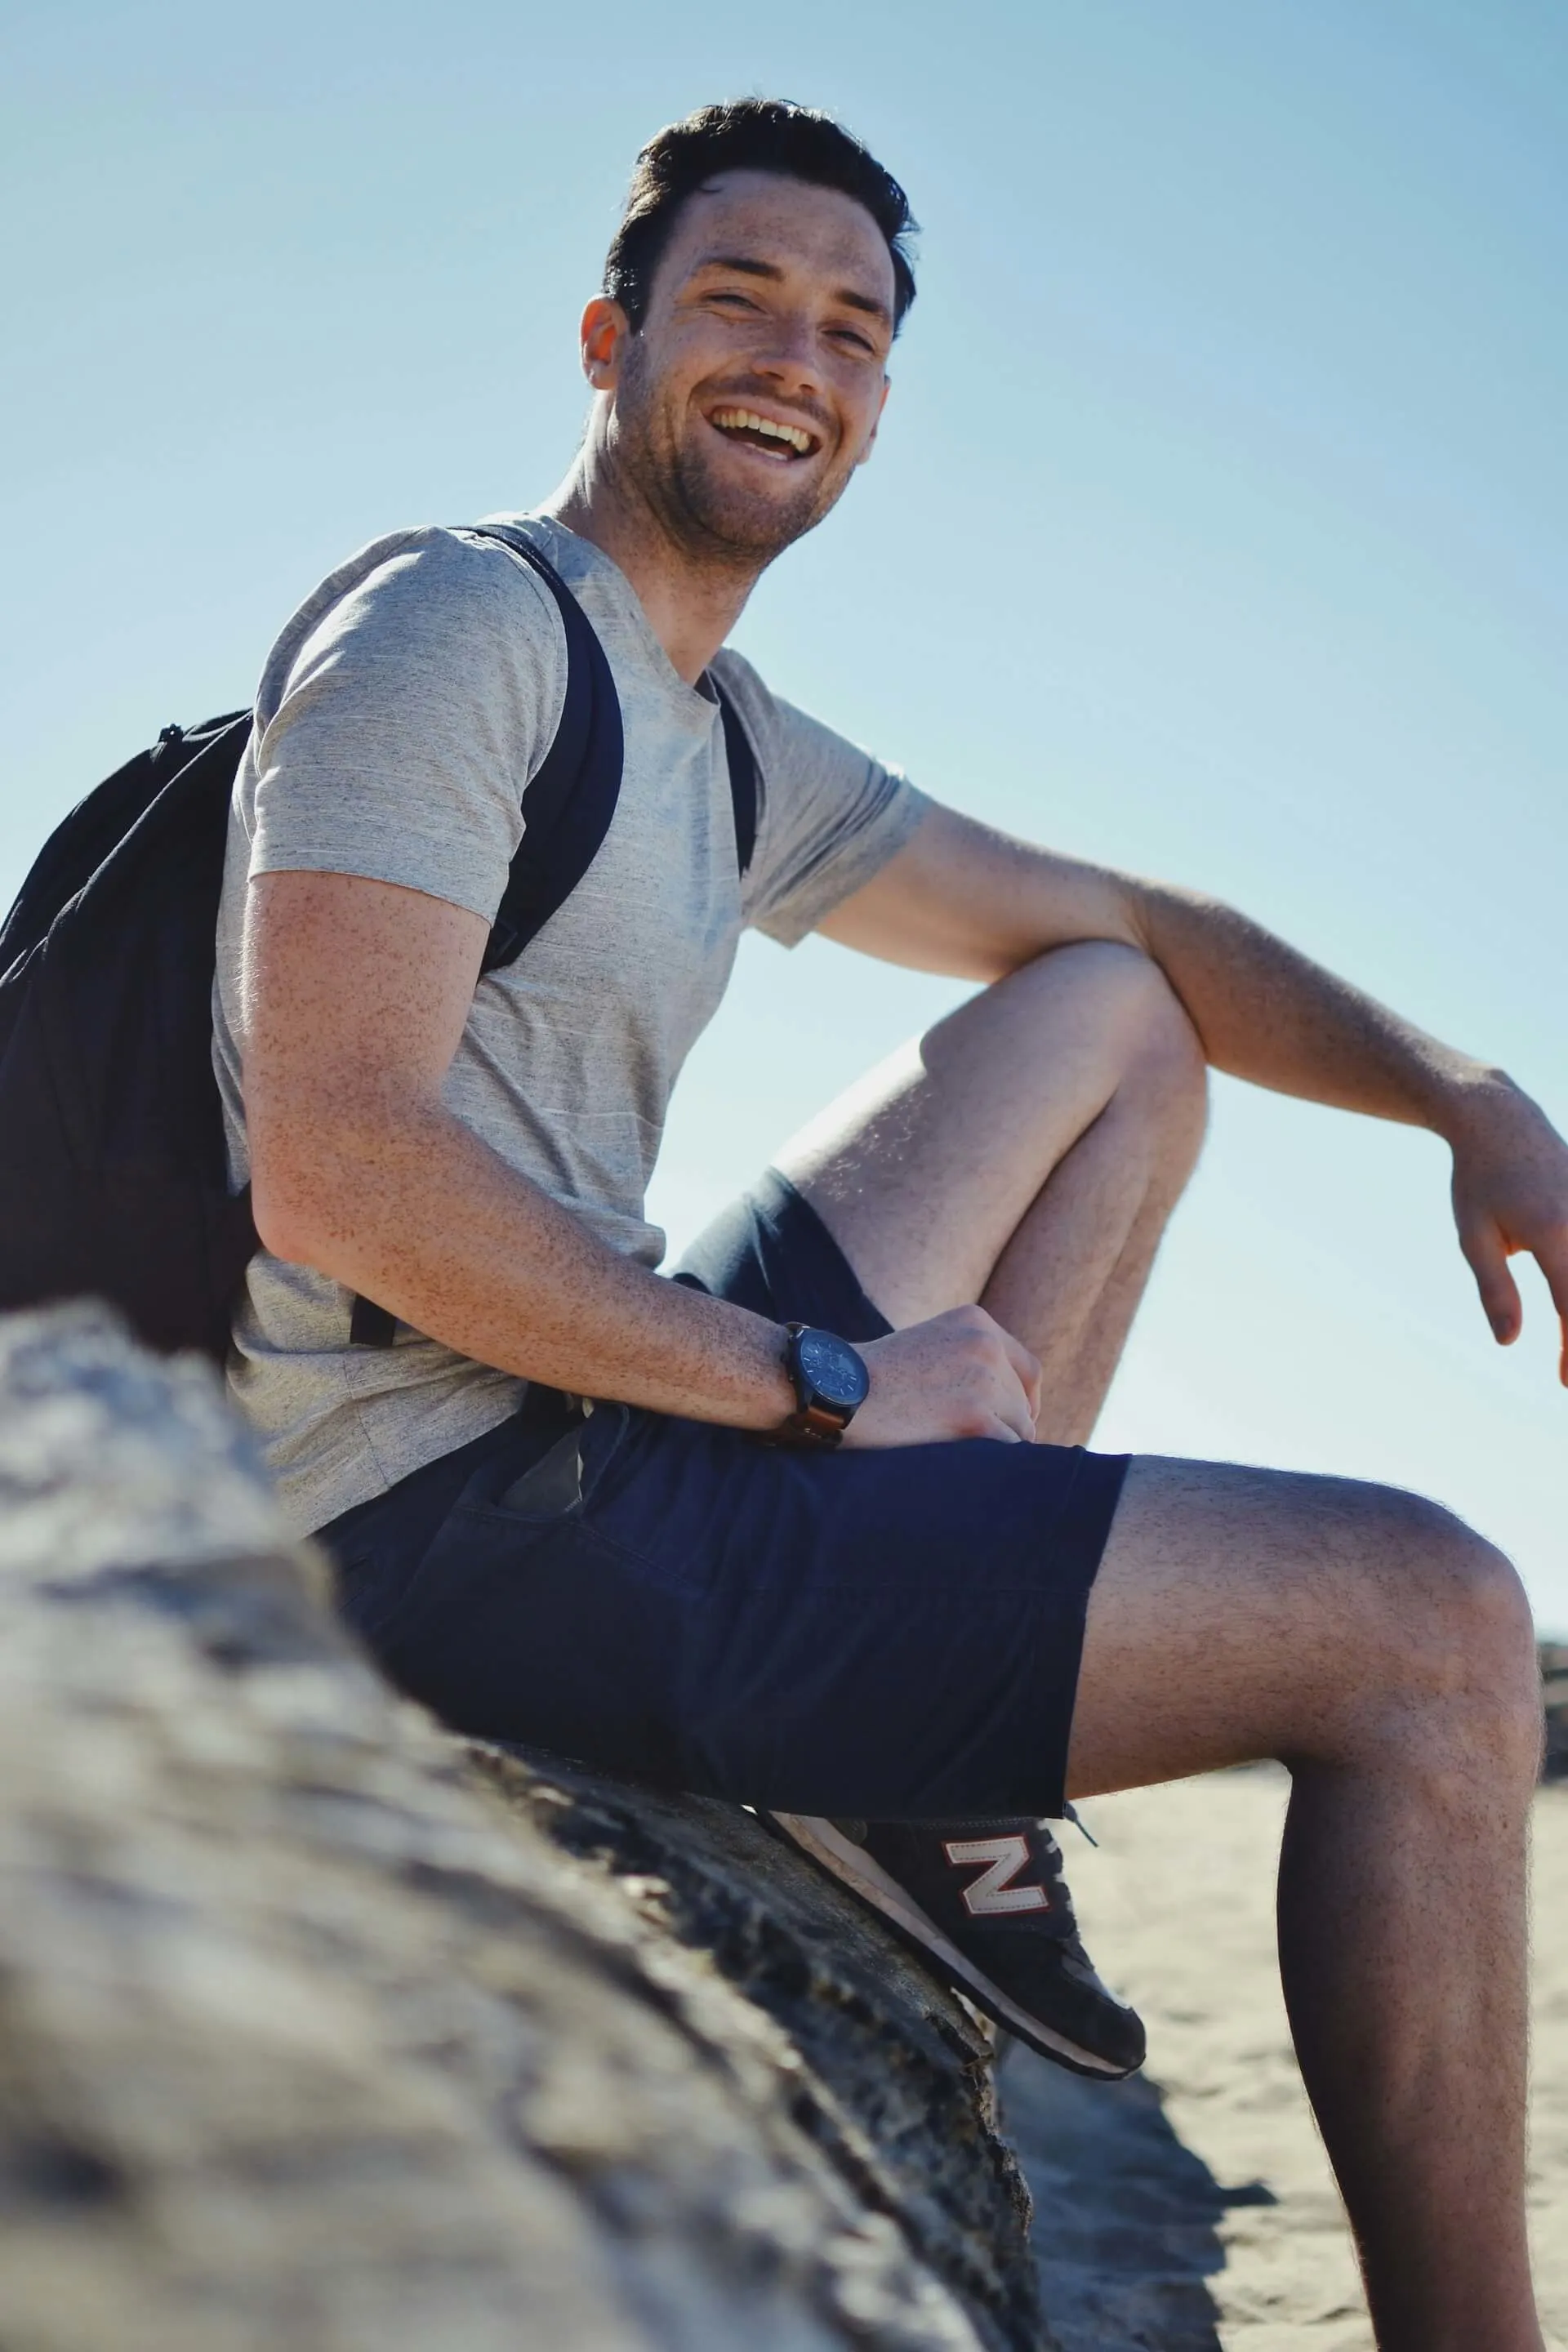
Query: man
219 99 1562 2350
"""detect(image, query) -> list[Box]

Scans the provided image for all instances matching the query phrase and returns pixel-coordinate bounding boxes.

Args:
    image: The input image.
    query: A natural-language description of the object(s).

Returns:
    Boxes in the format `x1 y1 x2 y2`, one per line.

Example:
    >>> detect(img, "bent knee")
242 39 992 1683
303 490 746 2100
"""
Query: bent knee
1434 1526 1539 1746
1402 1499 1533 1682
1124 959 1208 1119
1339 1489 1541 1769
1014 940 1209 1107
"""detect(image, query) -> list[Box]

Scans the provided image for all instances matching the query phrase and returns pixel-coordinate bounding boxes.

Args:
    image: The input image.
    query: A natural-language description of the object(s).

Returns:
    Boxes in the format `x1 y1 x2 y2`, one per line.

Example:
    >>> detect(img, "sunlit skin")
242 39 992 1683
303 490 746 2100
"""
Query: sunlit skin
545 170 894 683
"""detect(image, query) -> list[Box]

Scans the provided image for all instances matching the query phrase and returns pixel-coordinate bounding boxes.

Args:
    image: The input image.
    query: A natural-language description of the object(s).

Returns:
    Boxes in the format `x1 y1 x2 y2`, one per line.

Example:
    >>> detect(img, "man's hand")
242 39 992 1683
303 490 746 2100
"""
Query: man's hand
1447 1076 1568 1383
846 1305 1043 1446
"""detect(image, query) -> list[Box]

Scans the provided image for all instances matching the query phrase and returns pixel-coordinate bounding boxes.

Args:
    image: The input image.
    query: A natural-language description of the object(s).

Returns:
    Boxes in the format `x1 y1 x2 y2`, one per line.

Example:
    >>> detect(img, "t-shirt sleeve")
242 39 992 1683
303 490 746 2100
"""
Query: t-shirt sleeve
248 529 568 924
715 652 931 947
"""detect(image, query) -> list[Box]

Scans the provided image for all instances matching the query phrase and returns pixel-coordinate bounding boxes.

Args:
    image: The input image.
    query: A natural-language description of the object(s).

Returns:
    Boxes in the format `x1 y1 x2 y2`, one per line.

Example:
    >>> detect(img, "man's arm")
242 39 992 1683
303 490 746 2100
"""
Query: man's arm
820 802 1568 1378
242 868 1043 1443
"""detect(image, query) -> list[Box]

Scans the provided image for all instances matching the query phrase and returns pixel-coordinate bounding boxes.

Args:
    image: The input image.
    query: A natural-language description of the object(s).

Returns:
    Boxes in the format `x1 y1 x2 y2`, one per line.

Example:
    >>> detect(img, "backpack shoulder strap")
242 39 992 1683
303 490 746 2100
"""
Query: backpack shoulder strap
710 676 759 880
464 523 626 972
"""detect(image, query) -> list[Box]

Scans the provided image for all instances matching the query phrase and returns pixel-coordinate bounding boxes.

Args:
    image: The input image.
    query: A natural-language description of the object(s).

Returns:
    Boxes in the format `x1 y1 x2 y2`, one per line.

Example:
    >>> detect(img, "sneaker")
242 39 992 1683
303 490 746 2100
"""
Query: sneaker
764 1811 1145 2079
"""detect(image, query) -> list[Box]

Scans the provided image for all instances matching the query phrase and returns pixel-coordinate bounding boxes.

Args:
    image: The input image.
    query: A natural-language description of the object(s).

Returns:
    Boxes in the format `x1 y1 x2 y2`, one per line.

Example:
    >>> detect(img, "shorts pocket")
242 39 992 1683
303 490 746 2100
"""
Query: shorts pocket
376 1499 690 1780
335 1535 435 1650
460 1401 632 1523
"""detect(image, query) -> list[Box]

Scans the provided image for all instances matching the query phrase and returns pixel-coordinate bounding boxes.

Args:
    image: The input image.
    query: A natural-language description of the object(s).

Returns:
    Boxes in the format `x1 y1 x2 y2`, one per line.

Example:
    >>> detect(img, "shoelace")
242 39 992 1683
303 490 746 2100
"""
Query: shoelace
1021 1814 1100 1944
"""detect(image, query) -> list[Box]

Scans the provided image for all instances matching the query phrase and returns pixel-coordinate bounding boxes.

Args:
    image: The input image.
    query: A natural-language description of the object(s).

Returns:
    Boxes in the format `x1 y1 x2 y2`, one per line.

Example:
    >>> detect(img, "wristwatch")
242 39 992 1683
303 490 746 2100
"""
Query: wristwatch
775 1321 870 1449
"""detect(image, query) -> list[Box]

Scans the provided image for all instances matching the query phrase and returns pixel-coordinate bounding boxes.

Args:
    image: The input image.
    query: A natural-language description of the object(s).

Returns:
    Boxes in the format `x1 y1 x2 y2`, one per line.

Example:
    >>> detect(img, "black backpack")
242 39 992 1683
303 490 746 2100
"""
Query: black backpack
0 526 759 1364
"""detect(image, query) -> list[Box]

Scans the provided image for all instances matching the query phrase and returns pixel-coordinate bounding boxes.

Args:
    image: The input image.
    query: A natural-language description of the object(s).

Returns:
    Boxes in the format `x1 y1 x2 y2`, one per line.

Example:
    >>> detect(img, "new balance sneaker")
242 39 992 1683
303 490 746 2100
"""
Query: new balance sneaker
764 1811 1145 2079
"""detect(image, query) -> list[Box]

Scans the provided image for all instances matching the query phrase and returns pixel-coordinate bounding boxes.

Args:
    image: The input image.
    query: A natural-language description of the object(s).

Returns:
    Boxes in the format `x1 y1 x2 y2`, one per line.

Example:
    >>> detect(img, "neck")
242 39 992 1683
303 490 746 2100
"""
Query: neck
540 442 762 686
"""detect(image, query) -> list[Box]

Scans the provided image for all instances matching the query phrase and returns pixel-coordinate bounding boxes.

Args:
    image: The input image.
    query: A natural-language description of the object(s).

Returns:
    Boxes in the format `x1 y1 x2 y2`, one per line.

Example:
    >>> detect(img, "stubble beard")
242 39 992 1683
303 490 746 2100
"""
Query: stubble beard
609 341 855 577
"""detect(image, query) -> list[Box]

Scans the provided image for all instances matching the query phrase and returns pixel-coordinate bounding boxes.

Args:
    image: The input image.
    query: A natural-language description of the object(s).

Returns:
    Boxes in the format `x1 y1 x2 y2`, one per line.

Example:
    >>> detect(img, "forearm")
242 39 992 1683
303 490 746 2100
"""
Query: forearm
1125 880 1507 1140
827 805 1505 1140
253 1093 795 1426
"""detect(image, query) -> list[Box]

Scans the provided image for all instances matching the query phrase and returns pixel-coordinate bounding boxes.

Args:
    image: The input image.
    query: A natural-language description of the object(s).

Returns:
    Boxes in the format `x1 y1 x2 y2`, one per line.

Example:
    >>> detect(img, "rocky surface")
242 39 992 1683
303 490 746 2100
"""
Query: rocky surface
0 1303 1043 2352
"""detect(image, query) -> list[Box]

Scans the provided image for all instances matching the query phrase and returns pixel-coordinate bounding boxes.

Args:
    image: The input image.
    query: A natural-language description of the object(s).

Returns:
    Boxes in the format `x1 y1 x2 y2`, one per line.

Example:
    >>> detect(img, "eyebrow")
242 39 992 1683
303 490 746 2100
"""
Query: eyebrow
693 252 892 328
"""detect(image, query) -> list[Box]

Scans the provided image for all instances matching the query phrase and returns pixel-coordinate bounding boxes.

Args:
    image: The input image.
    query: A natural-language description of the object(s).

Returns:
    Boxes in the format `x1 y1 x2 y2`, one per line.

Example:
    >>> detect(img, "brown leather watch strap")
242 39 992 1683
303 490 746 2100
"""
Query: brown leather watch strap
773 1397 852 1449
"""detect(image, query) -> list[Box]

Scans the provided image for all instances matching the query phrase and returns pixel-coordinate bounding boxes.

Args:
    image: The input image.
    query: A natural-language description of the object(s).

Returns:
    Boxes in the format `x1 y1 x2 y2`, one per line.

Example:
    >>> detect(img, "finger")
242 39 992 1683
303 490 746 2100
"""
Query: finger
980 1414 1025 1446
998 1328 1044 1413
992 1379 1037 1446
1458 1215 1522 1346
1533 1231 1568 1386
1010 1356 1044 1428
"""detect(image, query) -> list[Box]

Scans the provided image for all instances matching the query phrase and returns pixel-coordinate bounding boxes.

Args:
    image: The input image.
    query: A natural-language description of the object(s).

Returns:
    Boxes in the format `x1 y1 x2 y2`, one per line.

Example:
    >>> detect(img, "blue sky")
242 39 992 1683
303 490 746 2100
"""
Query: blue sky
4 1 1565 1622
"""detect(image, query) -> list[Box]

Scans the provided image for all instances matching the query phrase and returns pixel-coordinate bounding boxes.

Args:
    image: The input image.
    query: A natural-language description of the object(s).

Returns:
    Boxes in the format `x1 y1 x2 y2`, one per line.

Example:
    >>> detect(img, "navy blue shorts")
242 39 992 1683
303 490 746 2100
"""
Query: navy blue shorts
323 1170 1129 1819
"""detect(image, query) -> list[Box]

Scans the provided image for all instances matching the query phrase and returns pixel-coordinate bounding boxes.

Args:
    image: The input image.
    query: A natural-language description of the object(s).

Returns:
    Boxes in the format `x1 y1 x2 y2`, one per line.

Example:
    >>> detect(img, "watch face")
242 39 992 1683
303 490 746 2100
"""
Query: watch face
797 1328 871 1412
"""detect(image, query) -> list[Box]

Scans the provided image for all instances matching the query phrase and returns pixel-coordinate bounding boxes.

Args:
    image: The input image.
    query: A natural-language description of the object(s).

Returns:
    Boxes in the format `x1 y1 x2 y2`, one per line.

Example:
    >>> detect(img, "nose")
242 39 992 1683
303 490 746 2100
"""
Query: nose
750 306 823 399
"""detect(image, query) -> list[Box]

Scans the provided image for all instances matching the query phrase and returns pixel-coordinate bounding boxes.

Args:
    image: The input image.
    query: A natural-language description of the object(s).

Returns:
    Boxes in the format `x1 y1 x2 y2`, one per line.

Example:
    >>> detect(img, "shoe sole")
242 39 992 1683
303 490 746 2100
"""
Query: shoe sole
764 1811 1138 2080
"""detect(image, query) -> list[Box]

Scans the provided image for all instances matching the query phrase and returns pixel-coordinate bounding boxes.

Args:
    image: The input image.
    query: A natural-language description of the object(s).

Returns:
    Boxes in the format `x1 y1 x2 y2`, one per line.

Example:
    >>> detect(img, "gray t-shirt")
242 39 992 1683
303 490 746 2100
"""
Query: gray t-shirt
213 514 928 1535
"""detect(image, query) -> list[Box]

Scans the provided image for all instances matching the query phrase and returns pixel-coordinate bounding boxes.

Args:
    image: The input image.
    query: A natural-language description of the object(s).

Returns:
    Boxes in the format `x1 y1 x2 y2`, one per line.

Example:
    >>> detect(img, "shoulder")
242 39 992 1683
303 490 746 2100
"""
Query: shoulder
706 644 772 718
318 523 567 653
261 523 563 694
706 647 816 772
243 523 577 918
250 522 577 808
706 652 928 944
707 647 888 791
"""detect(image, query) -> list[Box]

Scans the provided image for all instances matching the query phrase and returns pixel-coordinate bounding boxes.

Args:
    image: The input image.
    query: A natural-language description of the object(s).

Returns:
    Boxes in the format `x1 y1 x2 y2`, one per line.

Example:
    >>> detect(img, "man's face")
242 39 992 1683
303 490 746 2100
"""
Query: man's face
588 169 896 565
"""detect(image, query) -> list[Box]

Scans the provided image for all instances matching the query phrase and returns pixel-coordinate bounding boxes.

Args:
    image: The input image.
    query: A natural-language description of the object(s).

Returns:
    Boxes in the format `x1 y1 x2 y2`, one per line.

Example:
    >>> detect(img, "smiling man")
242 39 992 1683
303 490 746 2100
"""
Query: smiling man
220 101 1563 2350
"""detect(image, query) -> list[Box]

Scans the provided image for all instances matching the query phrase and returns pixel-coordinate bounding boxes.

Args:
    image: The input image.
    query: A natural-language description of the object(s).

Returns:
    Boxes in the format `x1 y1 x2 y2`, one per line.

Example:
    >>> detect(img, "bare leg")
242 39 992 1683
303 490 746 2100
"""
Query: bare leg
773 943 1543 2345
1071 1459 1544 2352
777 940 1209 1439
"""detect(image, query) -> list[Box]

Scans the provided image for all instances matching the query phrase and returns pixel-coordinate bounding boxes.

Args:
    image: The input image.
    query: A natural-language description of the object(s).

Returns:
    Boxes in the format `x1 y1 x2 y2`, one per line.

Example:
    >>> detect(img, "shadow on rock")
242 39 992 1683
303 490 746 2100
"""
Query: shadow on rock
1000 2042 1275 2352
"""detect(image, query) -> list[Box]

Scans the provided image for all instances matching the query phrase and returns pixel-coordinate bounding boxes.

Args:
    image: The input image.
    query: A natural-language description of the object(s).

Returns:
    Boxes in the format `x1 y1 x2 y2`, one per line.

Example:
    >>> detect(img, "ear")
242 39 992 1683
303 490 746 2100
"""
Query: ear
855 374 892 468
580 297 631 390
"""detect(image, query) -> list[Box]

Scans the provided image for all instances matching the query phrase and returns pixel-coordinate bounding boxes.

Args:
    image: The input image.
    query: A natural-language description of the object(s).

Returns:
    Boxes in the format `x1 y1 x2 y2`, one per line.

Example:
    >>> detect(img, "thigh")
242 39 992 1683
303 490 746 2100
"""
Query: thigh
773 941 1184 1326
1065 1454 1499 1798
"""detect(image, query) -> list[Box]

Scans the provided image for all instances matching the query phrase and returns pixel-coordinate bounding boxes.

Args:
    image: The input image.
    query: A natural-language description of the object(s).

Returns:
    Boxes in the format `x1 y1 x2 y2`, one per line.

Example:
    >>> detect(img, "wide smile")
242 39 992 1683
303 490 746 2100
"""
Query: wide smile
705 404 824 463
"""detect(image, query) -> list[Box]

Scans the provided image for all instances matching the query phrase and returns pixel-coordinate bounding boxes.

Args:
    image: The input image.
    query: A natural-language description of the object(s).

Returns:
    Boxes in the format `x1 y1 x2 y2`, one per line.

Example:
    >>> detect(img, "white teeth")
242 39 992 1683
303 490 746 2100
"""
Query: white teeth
711 407 814 454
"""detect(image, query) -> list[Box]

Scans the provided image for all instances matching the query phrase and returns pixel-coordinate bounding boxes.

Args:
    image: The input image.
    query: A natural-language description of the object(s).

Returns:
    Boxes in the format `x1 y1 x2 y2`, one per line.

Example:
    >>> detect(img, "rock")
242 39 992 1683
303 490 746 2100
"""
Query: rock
0 1304 1047 2352
478 1748 1040 2342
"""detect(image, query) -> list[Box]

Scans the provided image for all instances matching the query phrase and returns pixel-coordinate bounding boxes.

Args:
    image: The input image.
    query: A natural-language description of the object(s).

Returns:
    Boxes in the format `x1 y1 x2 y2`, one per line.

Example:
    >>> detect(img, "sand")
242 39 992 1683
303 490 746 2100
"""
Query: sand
1000 1768 1568 2350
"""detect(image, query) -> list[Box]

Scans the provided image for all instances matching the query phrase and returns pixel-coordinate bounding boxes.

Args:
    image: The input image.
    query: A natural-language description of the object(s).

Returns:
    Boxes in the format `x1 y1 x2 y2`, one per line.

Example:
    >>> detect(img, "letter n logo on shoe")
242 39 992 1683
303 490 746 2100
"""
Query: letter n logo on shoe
942 1833 1051 1918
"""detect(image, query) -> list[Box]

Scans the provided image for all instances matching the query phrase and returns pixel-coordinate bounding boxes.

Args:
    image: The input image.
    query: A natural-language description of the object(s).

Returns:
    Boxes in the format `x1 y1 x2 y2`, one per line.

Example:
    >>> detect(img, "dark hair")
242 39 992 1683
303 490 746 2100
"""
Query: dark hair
604 98 918 336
